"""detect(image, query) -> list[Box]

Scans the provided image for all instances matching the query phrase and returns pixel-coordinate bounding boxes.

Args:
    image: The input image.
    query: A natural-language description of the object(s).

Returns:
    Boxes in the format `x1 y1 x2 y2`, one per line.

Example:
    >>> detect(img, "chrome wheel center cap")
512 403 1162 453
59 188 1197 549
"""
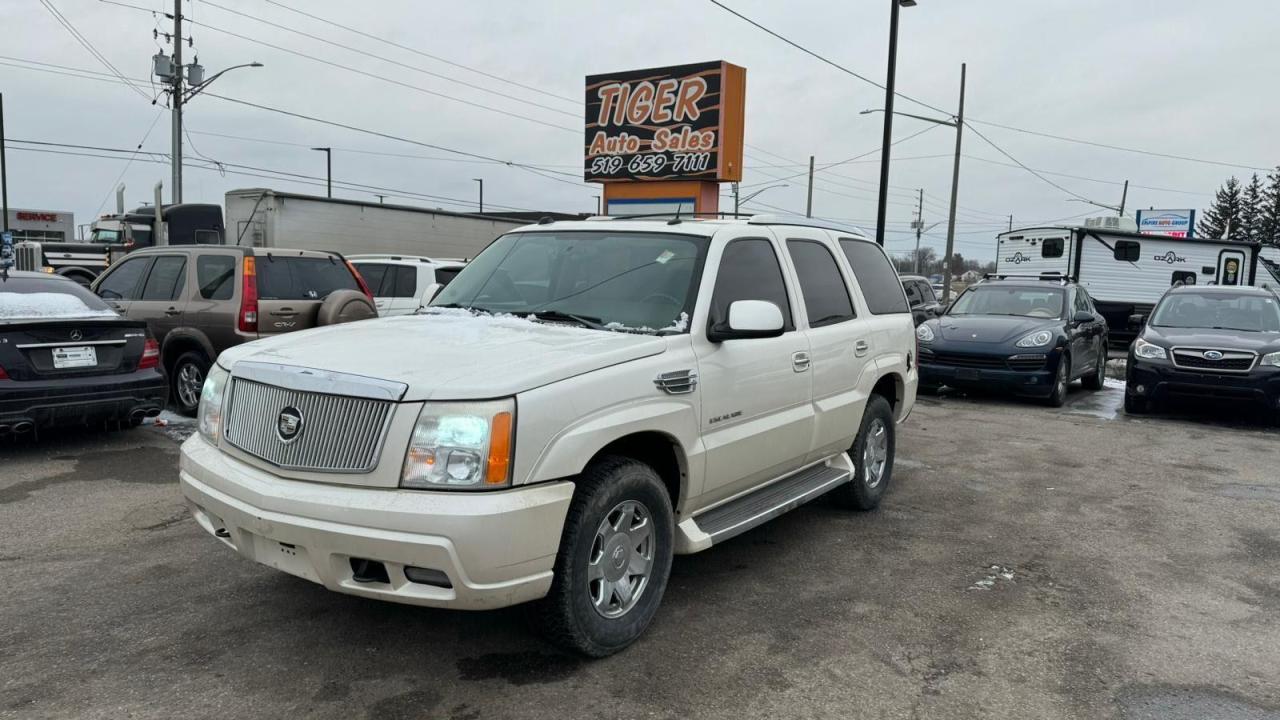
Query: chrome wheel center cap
602 534 630 581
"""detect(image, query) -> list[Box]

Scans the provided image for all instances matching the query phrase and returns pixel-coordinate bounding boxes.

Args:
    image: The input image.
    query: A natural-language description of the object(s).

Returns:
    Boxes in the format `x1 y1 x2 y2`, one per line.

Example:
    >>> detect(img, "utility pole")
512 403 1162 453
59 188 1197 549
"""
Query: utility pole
806 155 815 218
473 178 484 213
0 93 8 232
940 62 966 304
913 188 924 273
170 0 183 204
874 0 909 246
311 148 332 197
733 182 739 215
1008 214 1013 232
374 194 386 204
1118 179 1129 216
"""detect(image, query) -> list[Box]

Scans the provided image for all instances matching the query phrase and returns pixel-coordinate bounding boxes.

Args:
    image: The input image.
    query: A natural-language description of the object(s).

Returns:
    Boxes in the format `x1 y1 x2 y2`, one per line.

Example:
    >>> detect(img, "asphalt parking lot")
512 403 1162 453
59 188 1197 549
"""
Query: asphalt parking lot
3 386 1279 720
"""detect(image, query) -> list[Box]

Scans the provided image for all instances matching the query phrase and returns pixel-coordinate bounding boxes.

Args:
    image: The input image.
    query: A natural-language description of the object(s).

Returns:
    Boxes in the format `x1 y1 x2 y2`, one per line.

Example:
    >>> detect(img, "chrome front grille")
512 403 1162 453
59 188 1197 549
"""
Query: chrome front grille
224 378 394 473
1171 348 1256 373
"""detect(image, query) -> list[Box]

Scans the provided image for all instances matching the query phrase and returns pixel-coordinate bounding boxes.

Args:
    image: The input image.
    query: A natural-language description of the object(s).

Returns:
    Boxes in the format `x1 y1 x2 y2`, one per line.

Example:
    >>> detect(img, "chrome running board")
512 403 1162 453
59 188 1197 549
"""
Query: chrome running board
693 455 854 545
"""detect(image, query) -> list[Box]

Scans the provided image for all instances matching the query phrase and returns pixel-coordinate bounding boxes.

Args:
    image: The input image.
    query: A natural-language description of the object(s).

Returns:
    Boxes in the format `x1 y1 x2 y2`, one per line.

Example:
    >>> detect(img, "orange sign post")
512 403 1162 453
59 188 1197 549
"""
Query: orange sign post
584 61 745 216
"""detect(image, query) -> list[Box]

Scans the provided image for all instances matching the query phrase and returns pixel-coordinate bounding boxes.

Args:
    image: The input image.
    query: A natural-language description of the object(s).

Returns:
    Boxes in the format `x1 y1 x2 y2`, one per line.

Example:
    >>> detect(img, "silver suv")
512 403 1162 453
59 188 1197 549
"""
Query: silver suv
91 246 376 414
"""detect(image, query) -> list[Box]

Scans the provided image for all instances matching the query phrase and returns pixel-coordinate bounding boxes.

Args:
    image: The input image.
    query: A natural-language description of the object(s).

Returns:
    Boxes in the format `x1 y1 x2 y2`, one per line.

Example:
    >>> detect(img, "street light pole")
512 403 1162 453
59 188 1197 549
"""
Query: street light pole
0 93 8 232
311 148 332 197
940 62 965 303
874 0 915 246
806 155 815 218
914 188 924 273
170 0 183 204
473 178 484 213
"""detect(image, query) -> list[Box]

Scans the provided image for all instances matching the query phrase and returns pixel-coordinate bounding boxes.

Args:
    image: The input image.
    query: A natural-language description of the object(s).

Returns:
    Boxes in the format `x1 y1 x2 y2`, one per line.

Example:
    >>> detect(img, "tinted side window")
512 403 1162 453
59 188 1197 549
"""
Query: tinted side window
1114 240 1140 262
97 257 149 300
141 256 187 301
196 255 236 300
839 239 910 314
354 263 389 296
434 267 462 288
1073 290 1089 314
787 240 855 326
919 281 938 303
392 266 417 298
1042 237 1065 258
711 238 794 331
902 280 922 304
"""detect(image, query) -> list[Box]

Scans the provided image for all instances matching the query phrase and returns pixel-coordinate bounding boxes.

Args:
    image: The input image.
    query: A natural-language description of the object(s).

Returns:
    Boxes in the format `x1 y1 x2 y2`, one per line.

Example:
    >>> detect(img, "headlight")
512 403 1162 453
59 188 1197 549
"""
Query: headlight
198 363 230 445
402 399 515 490
1133 337 1167 360
1015 329 1054 348
1261 351 1280 367
916 324 935 343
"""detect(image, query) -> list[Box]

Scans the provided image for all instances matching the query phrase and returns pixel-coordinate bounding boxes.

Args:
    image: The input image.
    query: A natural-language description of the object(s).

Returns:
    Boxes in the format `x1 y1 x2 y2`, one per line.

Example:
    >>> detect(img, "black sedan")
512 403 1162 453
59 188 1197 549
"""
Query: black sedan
0 271 167 437
916 278 1109 406
1126 285 1280 420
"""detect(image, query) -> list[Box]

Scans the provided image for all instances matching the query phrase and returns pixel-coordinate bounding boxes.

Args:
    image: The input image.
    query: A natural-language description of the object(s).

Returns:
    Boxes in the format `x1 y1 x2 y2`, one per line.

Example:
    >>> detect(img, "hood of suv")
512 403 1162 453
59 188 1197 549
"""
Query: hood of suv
217 311 669 401
1144 325 1280 354
936 315 1058 344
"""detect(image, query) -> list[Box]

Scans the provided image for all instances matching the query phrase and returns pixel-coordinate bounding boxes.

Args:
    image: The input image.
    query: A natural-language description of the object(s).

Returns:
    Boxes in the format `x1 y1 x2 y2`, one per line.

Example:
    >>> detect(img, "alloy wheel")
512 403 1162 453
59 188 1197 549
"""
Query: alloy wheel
862 417 889 488
177 363 204 409
587 500 654 619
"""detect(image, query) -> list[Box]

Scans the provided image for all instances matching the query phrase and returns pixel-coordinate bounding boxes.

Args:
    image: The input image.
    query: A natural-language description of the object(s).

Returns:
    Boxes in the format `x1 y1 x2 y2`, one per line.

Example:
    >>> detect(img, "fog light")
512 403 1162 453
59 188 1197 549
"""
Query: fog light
1135 384 1146 395
404 566 453 588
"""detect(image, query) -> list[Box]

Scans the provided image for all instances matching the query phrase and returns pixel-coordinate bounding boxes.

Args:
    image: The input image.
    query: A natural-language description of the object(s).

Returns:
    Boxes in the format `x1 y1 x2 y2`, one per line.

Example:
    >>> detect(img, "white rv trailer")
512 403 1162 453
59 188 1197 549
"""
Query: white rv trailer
995 226 1280 344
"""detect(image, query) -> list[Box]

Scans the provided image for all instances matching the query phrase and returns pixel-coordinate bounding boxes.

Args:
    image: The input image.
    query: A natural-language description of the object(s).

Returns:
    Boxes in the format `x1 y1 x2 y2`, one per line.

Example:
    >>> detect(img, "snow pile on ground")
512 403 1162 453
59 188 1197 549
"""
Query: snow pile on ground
0 292 117 321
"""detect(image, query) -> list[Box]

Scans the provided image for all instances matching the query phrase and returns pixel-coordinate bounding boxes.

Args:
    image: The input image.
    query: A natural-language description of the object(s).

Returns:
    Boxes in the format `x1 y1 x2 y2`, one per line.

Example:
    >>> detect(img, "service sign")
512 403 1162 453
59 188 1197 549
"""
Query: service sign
1137 209 1196 238
584 60 745 183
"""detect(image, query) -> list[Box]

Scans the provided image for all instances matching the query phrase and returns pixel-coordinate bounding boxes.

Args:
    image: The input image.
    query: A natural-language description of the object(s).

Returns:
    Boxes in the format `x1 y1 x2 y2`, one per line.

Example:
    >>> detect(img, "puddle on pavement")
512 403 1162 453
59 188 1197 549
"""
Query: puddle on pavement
1217 484 1280 503
1117 685 1280 720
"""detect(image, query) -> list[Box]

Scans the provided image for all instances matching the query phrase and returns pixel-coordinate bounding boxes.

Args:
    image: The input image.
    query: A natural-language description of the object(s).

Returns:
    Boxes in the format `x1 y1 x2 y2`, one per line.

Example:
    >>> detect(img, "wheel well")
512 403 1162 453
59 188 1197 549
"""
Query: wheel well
58 269 96 285
589 432 685 510
872 373 903 412
162 336 208 373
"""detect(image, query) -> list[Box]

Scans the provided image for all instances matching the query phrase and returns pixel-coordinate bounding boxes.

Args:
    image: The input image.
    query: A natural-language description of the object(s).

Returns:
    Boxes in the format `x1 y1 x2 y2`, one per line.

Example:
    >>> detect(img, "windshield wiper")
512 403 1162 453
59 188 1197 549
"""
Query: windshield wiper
517 310 606 330
428 303 495 315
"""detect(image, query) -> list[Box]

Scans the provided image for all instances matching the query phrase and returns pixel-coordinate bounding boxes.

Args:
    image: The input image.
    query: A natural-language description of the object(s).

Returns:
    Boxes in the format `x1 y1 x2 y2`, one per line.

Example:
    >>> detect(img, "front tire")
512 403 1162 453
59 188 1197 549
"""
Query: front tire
534 456 674 657
1082 343 1106 391
1045 354 1070 407
832 394 896 511
171 351 210 417
1124 393 1149 415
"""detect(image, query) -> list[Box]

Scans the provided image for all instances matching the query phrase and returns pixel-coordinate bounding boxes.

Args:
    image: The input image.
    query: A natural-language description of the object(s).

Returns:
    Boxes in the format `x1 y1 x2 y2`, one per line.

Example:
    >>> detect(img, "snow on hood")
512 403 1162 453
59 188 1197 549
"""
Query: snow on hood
0 292 118 321
218 309 672 401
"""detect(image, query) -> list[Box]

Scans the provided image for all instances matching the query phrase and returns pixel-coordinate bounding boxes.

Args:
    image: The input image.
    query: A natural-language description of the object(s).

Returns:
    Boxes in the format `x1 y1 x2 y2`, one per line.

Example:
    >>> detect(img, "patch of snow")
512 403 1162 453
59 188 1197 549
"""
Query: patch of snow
667 312 689 333
146 410 197 443
0 292 117 321
1103 377 1126 390
968 564 1016 591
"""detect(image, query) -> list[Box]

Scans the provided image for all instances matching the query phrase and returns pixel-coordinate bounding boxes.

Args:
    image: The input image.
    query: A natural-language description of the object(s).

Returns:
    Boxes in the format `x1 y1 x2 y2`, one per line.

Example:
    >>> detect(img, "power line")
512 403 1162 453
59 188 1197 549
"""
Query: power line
38 0 152 100
959 154 1209 196
92 110 165 217
736 124 941 190
194 0 578 119
262 0 579 105
965 123 1097 204
707 1 1268 173
186 19 578 135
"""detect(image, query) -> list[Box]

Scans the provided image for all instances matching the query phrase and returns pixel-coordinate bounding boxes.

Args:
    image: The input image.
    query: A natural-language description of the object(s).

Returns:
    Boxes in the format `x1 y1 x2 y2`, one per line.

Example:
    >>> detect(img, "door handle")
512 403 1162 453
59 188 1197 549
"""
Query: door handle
269 310 297 317
163 308 181 316
792 351 811 372
855 340 870 357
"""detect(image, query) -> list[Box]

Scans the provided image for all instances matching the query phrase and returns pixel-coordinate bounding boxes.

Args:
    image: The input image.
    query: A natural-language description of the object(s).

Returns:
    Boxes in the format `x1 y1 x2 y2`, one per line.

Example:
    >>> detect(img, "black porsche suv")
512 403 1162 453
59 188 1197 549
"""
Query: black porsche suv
1126 285 1280 420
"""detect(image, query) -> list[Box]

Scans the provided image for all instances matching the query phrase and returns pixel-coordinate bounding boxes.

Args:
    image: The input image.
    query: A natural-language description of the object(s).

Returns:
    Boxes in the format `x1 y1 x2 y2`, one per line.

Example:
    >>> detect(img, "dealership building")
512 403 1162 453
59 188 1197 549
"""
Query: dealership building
4 208 76 243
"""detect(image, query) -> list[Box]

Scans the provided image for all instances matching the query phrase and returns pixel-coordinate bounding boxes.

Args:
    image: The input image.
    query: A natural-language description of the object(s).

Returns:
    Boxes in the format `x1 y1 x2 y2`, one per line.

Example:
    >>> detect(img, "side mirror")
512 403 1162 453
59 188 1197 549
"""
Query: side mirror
1073 310 1094 324
1128 313 1146 328
708 300 785 342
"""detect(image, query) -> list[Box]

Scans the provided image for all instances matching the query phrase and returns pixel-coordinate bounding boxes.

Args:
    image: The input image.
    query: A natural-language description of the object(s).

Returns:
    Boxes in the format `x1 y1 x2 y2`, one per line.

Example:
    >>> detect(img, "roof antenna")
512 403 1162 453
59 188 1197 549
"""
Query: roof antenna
667 204 683 225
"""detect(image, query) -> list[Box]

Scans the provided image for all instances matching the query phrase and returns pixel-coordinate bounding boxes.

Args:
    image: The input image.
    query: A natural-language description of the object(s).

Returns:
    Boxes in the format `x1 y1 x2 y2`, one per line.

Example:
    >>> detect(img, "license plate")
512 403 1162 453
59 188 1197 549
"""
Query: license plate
52 346 97 369
956 368 980 380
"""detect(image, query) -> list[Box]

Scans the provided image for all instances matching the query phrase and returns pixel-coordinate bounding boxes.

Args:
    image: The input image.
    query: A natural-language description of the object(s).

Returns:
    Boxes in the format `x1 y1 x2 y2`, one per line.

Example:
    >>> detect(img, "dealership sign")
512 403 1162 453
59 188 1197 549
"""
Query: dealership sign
1136 209 1195 238
584 60 745 183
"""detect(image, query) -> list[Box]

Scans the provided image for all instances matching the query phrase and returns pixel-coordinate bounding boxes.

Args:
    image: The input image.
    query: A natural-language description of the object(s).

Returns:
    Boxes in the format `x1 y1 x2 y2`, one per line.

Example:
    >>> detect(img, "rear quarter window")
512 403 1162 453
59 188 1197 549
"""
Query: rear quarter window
839 239 910 314
256 256 359 300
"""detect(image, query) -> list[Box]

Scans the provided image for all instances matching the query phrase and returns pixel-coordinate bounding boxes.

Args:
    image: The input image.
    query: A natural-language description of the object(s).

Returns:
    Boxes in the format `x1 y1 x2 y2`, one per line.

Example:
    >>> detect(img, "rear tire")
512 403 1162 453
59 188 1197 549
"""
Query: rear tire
171 351 210 417
534 456 674 657
1045 354 1070 407
832 394 896 511
1082 343 1106 391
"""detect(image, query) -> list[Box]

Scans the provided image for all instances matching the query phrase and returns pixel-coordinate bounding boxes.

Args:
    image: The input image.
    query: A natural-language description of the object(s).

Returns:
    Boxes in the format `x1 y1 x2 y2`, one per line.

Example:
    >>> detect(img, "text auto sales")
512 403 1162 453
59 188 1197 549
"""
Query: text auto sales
587 77 715 176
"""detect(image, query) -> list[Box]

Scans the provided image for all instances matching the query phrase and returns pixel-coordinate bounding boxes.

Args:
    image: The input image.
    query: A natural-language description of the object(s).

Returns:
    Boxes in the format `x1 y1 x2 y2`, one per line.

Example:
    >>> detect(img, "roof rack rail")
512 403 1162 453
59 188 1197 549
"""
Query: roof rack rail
982 272 1075 284
597 212 753 220
746 214 871 238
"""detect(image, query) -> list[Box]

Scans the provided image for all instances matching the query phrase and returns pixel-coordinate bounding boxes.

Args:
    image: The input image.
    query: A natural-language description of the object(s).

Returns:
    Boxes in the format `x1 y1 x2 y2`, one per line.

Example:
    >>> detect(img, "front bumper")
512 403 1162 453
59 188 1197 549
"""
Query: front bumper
179 434 575 610
0 369 167 428
1127 357 1280 408
919 348 1062 397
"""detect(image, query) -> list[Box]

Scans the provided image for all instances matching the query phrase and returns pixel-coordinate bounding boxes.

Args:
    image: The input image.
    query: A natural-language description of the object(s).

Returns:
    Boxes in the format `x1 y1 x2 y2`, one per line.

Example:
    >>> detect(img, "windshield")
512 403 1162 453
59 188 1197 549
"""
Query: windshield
90 225 152 246
1151 292 1280 332
431 231 707 333
948 286 1065 319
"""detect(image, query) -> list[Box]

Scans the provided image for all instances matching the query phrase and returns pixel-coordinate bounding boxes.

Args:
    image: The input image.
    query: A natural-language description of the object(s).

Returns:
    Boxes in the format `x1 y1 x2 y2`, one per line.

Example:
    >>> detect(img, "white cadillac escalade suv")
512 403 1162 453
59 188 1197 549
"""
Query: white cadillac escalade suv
180 215 918 656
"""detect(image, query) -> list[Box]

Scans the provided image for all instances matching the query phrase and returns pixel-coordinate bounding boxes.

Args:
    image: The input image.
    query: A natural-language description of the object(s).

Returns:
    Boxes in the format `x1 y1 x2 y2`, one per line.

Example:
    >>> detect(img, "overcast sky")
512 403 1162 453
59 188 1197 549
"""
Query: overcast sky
4 0 1279 260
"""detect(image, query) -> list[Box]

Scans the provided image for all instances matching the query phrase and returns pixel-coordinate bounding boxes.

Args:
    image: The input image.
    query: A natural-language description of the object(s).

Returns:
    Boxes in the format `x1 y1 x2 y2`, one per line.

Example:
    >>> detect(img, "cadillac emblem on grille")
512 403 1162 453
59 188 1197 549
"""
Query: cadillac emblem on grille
276 406 304 443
